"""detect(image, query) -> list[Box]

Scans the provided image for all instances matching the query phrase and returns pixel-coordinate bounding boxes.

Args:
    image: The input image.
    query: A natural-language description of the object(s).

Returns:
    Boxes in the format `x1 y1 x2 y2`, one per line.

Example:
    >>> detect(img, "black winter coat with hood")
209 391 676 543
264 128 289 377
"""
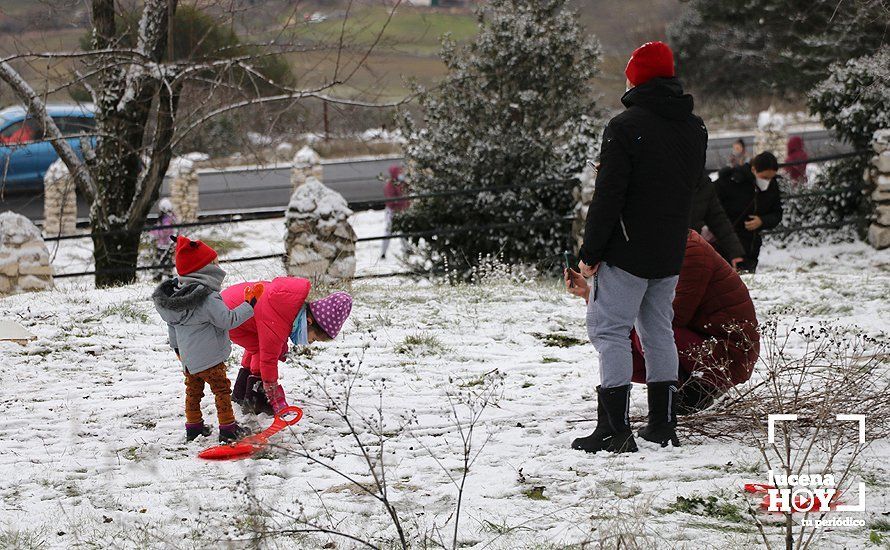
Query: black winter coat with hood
689 175 746 262
579 77 708 279
714 163 783 262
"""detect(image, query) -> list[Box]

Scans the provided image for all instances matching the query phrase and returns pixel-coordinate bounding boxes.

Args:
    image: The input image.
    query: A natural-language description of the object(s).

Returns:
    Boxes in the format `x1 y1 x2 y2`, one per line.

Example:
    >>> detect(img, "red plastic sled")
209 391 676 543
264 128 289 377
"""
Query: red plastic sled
743 482 842 512
198 405 303 460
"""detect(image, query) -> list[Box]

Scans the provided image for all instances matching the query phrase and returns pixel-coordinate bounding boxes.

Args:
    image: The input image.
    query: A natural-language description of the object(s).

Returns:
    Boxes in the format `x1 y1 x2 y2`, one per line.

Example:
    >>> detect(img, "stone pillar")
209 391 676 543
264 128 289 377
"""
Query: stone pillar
0 212 54 295
284 177 356 284
168 157 199 223
571 163 597 255
754 107 788 162
291 146 323 191
275 141 294 161
867 129 890 249
42 159 77 237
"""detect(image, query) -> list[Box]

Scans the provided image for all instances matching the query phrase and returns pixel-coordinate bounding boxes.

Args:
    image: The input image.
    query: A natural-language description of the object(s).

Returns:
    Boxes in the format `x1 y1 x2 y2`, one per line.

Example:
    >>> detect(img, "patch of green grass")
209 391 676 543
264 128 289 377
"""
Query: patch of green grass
702 459 763 475
201 237 245 256
395 332 447 356
870 518 890 532
541 356 561 364
135 418 157 430
457 370 499 388
600 479 642 499
121 447 141 462
99 302 151 324
533 332 586 348
305 6 478 56
0 526 45 550
870 530 884 545
522 486 548 501
663 493 747 523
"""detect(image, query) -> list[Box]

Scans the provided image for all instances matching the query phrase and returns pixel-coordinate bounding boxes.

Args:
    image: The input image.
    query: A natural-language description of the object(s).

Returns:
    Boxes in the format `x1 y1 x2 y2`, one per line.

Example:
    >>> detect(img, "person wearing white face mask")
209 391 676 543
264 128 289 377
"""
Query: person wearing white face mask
715 151 784 273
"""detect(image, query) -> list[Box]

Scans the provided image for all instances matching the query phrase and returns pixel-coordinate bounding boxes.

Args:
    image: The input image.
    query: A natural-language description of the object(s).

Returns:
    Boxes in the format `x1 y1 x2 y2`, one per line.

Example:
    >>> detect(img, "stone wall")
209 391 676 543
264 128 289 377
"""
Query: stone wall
867 129 890 249
0 212 54 295
284 177 356 284
42 159 77 237
168 157 199 223
291 146 323 191
571 163 597 254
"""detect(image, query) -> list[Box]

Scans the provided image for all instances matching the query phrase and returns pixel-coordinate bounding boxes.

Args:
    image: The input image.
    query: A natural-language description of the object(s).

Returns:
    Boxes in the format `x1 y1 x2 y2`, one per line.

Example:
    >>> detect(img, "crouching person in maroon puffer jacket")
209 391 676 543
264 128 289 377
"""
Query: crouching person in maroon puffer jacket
566 230 760 414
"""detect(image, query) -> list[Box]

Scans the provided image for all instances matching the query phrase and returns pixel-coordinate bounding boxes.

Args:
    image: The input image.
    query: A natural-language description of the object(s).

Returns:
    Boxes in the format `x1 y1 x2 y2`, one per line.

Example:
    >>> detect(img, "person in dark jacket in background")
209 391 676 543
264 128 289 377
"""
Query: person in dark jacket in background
784 135 809 188
574 41 708 454
689 176 745 268
567 231 759 414
716 151 784 273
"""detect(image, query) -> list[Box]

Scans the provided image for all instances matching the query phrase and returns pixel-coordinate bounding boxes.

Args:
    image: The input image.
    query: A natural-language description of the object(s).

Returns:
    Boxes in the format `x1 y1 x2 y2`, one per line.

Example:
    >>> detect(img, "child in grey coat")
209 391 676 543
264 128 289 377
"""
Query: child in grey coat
152 236 264 442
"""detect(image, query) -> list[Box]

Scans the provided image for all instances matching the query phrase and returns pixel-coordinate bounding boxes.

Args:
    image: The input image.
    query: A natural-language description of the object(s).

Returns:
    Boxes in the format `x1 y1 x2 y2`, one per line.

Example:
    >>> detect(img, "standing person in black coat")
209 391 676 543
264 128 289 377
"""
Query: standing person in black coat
689 176 745 268
715 152 784 273
573 41 708 454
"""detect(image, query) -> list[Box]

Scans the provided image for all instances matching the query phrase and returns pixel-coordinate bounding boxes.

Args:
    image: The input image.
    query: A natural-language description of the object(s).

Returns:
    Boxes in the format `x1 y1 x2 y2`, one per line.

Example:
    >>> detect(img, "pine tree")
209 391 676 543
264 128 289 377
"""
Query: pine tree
395 0 601 276
667 0 888 99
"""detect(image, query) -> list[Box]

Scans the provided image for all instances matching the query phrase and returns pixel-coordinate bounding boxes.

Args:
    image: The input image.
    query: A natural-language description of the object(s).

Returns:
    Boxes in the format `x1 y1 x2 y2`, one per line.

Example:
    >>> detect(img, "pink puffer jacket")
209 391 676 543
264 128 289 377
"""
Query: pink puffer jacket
221 277 311 383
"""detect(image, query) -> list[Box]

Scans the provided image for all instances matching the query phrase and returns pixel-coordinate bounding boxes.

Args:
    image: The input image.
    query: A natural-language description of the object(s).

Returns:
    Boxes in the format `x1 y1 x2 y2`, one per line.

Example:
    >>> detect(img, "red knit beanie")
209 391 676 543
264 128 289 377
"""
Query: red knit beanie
174 236 218 276
625 41 675 87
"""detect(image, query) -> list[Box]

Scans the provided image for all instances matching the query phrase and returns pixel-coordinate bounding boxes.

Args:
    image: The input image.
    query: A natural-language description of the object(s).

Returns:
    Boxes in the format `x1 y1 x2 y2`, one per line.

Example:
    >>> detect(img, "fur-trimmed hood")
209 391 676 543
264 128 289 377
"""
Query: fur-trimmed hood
152 279 212 324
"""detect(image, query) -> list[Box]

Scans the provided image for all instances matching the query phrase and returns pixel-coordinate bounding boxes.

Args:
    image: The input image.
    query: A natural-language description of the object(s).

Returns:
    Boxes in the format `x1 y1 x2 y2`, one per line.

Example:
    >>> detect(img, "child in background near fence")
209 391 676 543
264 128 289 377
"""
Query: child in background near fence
381 164 410 260
150 198 177 281
152 236 264 442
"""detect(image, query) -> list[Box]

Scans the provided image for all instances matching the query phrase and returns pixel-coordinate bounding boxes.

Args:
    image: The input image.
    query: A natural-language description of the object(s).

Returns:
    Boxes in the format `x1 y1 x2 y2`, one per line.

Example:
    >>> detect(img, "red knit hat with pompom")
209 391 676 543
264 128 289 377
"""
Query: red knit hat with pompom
625 41 675 87
174 236 218 276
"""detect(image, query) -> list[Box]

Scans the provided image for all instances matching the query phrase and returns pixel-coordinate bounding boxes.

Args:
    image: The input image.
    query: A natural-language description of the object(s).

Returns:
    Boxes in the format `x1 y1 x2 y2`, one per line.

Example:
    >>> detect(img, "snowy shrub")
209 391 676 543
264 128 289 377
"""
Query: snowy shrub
805 46 890 238
395 0 602 278
809 46 890 151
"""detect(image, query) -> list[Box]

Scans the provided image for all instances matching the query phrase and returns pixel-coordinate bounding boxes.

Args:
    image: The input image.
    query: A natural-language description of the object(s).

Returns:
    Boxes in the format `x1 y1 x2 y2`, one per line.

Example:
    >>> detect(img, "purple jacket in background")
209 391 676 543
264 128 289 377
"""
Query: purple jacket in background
150 213 177 248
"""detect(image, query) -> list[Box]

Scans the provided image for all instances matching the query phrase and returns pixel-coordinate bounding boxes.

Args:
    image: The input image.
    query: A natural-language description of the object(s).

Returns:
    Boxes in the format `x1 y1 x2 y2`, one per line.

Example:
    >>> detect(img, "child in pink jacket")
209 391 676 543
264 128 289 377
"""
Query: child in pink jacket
221 276 352 415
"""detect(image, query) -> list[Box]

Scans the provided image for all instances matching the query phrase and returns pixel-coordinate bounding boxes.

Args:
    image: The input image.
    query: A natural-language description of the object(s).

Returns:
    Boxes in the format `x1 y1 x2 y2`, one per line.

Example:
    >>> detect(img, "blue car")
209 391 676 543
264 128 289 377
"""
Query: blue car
0 104 96 192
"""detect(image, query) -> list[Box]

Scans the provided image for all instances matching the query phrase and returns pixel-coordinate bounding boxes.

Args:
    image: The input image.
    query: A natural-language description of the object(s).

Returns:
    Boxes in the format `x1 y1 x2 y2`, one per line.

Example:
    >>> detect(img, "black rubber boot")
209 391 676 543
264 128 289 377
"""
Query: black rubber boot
219 422 251 443
243 375 274 416
676 379 718 415
571 385 638 454
638 381 681 447
232 367 251 406
186 423 212 442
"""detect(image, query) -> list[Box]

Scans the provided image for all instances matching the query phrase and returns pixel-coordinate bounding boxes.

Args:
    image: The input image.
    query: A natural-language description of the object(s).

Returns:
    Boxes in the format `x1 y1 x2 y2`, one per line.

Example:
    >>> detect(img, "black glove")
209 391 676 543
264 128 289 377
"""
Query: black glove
243 375 275 415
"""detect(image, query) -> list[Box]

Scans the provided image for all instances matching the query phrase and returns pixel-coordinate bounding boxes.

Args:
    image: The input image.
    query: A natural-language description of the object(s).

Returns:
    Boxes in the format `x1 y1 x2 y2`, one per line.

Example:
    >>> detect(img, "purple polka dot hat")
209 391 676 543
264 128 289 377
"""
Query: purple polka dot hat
308 292 353 339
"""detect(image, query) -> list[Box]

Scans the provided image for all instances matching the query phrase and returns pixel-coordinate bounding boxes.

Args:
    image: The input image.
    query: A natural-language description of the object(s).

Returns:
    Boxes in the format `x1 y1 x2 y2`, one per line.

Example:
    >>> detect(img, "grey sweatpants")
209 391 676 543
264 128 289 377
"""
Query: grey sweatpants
586 262 679 388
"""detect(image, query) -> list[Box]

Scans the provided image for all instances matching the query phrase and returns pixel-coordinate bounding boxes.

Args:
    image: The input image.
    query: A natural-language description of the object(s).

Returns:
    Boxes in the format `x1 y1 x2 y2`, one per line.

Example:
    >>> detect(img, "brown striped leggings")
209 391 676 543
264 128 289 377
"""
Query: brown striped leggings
184 363 236 426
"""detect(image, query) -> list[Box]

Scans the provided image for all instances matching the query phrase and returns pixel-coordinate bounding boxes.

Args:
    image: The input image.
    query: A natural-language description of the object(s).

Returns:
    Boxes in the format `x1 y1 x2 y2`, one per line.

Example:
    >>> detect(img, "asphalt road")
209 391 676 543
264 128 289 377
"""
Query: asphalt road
0 129 850 222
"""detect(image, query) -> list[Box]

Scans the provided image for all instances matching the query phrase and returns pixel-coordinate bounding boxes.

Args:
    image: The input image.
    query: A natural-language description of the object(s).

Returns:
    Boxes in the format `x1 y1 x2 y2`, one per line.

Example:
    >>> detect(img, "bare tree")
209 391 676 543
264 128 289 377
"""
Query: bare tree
0 0 401 286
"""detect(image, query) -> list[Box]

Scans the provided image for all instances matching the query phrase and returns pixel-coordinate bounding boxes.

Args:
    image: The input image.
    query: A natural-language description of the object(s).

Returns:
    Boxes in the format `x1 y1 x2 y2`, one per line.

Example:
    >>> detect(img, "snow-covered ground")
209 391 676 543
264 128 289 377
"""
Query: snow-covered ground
1 211 889 549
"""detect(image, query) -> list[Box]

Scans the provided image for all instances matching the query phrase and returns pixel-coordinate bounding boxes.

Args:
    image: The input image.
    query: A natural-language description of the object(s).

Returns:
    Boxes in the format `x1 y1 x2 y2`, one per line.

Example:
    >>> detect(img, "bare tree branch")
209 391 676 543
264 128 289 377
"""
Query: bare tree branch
0 61 96 204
